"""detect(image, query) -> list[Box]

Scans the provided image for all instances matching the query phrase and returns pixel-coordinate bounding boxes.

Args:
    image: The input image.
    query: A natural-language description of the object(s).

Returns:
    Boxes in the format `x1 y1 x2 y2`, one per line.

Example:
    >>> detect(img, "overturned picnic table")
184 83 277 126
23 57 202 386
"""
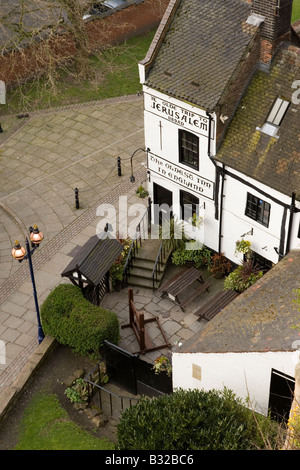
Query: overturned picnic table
158 266 210 311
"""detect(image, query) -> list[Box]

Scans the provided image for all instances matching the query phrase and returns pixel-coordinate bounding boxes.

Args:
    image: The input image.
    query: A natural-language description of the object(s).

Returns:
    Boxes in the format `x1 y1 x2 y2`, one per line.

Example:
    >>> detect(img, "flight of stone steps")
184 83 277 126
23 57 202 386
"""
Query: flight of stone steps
127 238 169 289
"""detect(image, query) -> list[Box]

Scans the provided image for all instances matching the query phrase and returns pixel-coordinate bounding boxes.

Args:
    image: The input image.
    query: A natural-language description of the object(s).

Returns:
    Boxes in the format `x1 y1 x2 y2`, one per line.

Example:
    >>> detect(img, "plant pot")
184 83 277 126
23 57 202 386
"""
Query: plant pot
212 272 224 279
114 280 123 291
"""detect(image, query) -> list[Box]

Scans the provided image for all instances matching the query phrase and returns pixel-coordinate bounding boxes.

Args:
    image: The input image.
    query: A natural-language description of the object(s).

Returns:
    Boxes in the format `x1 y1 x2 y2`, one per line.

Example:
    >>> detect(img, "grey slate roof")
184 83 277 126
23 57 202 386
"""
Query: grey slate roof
216 46 300 199
145 0 255 111
178 250 300 354
61 234 123 286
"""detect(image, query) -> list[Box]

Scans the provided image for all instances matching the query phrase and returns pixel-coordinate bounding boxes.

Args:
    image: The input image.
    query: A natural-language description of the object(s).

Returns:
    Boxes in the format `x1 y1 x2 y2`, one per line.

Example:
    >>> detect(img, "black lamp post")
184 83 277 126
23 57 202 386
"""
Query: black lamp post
11 225 45 344
130 147 150 183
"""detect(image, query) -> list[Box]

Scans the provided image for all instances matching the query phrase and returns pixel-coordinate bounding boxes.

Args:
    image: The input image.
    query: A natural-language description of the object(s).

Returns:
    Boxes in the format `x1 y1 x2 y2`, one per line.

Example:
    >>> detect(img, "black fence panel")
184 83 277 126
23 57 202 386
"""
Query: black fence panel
104 341 172 397
104 341 138 395
135 357 172 397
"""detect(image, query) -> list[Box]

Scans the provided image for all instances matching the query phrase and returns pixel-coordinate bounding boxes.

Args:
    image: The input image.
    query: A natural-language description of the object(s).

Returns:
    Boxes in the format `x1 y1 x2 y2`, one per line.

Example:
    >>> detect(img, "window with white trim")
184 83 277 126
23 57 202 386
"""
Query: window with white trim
179 129 199 170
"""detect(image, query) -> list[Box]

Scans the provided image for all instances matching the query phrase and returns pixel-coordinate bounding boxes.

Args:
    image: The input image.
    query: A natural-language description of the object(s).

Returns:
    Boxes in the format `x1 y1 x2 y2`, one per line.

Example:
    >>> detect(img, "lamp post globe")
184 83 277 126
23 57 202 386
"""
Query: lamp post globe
11 241 26 262
30 224 44 246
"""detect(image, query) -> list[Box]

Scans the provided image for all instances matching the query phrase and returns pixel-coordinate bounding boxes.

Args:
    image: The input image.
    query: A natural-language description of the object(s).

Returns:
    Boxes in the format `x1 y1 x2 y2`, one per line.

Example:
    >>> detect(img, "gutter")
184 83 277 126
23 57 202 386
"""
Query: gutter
286 192 300 255
138 0 181 83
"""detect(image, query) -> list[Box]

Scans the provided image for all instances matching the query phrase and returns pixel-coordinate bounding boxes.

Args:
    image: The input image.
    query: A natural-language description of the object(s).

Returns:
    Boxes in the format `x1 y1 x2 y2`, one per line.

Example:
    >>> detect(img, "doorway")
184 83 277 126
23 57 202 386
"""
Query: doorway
268 368 295 422
153 183 173 225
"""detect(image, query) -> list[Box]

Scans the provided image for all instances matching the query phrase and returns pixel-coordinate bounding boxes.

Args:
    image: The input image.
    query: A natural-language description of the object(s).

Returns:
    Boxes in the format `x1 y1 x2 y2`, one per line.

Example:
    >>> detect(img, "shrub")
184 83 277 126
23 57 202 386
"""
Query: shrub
224 260 263 293
110 234 132 287
41 284 119 358
116 388 279 450
209 252 232 277
171 245 212 269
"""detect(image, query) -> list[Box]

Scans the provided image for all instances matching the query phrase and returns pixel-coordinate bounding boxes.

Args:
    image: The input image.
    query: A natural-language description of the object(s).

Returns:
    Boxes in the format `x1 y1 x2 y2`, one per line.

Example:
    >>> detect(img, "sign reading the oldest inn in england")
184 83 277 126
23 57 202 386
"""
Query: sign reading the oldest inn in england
145 93 213 138
148 153 214 200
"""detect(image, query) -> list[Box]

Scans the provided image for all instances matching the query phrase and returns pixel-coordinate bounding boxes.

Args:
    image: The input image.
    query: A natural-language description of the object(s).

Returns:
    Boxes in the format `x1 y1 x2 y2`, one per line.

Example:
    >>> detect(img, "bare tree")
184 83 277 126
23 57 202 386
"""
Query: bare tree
0 0 93 103
0 0 168 110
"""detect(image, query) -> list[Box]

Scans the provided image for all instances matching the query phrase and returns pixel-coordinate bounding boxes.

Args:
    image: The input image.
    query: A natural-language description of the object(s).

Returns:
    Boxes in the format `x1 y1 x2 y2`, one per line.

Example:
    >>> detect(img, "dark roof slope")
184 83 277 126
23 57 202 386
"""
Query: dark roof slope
178 250 300 354
145 0 256 111
216 46 300 199
61 234 123 286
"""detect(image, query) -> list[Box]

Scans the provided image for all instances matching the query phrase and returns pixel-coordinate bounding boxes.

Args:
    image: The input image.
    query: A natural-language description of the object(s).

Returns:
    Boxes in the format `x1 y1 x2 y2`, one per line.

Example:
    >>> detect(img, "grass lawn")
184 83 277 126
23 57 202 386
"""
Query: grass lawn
293 0 300 22
2 29 156 115
14 393 115 450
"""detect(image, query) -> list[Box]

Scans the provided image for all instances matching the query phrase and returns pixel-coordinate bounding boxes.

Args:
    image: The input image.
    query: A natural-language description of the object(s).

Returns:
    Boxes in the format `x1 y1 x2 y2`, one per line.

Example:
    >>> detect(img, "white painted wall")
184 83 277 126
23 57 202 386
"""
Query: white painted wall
143 86 219 251
217 164 300 264
142 85 300 264
172 350 300 416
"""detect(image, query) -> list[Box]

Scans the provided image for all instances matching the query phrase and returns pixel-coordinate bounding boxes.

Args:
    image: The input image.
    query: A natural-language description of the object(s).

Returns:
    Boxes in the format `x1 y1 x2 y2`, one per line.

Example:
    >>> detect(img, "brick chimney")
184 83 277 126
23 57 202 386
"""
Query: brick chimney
250 0 294 64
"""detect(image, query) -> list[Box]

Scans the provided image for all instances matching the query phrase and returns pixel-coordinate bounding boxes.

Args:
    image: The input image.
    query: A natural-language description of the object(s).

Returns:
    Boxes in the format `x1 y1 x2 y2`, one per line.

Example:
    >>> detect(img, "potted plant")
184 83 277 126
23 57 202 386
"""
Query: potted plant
235 239 251 260
136 185 149 198
153 355 172 377
209 252 232 278
224 260 263 293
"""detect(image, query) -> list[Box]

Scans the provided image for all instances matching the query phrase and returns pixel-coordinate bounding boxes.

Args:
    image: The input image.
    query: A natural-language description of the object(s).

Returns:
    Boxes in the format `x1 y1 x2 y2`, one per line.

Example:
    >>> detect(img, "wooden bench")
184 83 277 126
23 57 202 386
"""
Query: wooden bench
179 280 210 311
158 267 204 306
195 290 240 321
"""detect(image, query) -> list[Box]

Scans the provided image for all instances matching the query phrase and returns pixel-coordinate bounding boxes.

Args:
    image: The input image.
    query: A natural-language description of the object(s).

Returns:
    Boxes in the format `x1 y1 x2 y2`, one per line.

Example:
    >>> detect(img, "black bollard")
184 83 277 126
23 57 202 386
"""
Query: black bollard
117 156 122 177
0 123 3 133
75 188 79 209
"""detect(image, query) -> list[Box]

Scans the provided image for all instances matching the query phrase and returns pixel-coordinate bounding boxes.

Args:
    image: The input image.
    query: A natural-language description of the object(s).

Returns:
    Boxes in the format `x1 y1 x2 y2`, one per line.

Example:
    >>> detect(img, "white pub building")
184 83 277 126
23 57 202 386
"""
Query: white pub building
138 0 300 268
137 0 300 418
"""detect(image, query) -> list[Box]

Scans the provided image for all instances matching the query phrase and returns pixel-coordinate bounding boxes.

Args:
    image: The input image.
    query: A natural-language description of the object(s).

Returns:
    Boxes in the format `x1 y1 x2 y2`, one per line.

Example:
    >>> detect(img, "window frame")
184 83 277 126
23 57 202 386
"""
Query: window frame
178 129 199 171
180 190 199 222
245 192 271 228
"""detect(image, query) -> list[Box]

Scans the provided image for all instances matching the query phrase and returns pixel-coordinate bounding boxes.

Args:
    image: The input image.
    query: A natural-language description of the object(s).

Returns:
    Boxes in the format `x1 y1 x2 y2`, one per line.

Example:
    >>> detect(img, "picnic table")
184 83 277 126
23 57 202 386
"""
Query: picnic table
158 266 210 311
195 290 240 321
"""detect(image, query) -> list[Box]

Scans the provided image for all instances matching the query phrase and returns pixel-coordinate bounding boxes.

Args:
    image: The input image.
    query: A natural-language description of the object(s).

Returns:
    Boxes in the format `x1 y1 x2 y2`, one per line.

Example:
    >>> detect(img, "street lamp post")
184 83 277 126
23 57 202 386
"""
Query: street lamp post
11 225 45 344
130 147 150 183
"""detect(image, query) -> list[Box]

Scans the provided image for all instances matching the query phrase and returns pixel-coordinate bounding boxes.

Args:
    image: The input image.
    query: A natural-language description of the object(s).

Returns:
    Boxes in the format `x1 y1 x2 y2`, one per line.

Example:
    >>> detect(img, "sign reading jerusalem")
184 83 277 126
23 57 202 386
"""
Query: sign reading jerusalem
148 154 214 200
145 93 213 138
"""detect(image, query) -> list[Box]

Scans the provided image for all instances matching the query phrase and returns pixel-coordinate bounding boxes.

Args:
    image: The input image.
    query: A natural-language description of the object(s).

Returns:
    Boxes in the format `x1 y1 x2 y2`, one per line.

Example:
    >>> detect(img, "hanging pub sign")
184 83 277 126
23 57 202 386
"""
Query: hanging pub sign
145 93 214 138
148 153 214 200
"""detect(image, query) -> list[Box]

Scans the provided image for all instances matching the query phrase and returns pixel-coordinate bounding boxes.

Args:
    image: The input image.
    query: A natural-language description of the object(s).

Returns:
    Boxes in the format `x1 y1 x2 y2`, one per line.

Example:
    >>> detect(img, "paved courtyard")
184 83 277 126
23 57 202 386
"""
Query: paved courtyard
0 95 223 416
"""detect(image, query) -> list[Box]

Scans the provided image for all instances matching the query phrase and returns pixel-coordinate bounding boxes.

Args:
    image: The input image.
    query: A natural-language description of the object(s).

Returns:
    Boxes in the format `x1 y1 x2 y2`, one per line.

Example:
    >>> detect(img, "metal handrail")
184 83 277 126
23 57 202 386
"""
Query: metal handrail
122 206 150 285
151 241 166 290
84 362 140 417
85 378 140 417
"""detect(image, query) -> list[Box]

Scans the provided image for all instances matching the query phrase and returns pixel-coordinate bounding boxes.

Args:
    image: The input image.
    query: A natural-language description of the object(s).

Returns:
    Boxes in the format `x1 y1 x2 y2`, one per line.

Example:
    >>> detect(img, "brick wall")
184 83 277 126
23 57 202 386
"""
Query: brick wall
0 0 169 85
251 0 293 63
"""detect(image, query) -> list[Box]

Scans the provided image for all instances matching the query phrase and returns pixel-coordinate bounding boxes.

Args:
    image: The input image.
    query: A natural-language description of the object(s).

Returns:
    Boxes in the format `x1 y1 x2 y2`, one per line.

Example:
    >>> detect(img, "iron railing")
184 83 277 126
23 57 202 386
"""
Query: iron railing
151 241 167 290
84 362 140 417
122 204 150 286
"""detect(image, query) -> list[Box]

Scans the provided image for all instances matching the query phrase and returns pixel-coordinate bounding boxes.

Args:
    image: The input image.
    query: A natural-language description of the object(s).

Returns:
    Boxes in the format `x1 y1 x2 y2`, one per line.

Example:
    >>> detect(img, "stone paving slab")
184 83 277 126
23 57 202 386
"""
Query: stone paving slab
0 95 145 287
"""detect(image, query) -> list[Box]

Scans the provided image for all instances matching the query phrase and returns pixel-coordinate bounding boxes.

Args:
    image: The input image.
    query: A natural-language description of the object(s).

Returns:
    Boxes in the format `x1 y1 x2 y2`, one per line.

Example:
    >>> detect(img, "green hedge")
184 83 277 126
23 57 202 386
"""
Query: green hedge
41 284 119 358
117 388 279 450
